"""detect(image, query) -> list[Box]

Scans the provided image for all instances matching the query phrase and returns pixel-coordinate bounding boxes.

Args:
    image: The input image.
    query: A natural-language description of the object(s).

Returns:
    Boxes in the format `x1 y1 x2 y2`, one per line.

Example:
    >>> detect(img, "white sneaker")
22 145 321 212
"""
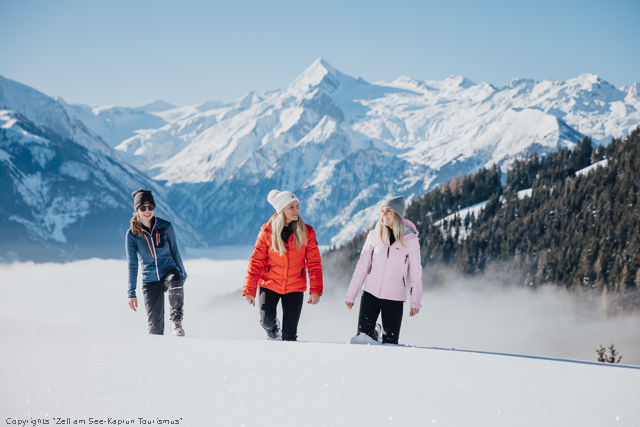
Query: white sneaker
172 321 185 337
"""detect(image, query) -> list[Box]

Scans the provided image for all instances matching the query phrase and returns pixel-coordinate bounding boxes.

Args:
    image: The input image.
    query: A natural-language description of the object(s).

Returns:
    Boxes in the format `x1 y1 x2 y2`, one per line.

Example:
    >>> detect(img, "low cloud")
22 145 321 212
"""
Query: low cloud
1 259 638 365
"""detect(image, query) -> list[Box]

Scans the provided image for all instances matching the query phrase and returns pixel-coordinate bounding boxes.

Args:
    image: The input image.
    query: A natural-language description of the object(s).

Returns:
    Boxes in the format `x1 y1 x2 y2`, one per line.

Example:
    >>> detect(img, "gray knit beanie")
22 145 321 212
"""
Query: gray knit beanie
268 189 299 213
381 195 406 219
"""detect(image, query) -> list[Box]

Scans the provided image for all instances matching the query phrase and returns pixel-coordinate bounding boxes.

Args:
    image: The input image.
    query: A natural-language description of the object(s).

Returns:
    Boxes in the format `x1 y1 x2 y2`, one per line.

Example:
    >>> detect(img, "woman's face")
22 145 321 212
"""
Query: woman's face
138 201 155 223
381 206 395 227
282 201 299 224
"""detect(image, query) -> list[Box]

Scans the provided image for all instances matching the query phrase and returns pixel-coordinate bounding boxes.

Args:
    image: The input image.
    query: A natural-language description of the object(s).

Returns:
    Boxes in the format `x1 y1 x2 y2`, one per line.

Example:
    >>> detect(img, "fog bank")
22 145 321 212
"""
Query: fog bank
1 258 638 365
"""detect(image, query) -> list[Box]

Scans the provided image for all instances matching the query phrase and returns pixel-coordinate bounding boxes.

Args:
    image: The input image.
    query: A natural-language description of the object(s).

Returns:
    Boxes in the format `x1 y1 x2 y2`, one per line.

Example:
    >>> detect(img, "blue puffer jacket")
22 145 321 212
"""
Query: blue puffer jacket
126 217 187 298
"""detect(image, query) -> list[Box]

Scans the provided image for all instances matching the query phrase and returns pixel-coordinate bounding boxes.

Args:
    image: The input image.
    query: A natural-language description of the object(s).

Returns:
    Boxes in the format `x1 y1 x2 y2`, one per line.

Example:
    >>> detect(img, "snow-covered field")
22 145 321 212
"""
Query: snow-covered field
2 258 640 425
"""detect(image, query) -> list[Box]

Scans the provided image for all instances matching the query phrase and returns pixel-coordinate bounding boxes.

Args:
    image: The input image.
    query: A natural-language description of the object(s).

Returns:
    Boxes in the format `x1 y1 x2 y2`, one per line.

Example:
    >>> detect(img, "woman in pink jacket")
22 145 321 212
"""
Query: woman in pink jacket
344 196 422 344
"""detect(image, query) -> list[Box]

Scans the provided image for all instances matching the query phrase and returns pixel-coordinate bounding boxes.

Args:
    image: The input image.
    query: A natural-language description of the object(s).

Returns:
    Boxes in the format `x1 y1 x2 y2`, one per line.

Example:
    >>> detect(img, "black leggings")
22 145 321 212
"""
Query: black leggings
142 269 184 335
358 291 404 344
258 287 304 341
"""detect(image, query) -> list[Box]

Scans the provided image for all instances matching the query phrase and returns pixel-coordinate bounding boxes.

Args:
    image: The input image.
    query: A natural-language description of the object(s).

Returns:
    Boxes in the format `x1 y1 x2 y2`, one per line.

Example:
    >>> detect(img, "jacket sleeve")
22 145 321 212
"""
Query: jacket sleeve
408 237 423 309
167 223 187 282
243 228 270 297
305 227 323 296
126 232 139 298
345 232 374 304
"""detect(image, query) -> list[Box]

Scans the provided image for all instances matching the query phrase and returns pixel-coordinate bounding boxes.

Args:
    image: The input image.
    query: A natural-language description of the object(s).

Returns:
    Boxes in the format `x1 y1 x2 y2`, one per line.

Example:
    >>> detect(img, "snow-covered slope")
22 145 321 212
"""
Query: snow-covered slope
2 317 639 426
3 257 640 423
0 75 204 261
115 97 254 171
61 98 226 152
102 59 638 246
59 99 175 148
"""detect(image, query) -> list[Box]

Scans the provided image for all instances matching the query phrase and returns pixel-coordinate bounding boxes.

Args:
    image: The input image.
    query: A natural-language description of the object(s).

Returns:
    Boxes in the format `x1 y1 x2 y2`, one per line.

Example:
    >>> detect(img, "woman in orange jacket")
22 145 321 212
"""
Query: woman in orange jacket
243 190 323 341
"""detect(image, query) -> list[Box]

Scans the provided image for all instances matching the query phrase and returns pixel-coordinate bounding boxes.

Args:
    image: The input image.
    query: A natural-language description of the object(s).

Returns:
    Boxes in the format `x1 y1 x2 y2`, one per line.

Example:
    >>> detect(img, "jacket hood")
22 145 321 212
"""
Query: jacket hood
401 218 418 237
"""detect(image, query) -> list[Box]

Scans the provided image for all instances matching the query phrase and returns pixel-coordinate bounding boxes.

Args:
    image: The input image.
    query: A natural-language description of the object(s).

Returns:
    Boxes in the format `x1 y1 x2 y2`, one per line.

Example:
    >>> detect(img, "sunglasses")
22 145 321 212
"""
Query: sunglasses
138 205 156 212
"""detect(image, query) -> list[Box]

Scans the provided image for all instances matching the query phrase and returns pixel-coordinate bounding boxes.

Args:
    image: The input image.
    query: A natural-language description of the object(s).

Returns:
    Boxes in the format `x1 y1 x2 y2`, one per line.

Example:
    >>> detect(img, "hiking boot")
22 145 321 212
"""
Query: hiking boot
172 321 185 337
266 318 282 341
373 323 383 343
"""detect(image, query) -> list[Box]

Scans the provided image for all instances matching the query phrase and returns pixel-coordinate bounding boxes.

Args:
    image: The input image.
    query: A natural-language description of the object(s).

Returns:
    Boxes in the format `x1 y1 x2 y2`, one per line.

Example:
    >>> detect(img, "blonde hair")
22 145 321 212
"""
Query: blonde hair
270 211 308 256
375 211 406 248
130 211 143 237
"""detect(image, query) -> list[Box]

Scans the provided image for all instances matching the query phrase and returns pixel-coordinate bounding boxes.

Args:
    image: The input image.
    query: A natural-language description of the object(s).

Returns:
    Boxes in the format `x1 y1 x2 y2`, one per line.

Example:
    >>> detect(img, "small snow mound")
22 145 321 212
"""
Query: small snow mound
349 333 381 345
517 188 533 200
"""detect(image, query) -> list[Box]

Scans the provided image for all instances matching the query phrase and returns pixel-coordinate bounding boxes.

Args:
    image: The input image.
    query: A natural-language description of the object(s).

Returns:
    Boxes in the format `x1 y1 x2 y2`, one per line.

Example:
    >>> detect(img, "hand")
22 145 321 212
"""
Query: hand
128 297 138 312
410 308 420 317
308 293 320 305
244 294 255 306
345 301 354 310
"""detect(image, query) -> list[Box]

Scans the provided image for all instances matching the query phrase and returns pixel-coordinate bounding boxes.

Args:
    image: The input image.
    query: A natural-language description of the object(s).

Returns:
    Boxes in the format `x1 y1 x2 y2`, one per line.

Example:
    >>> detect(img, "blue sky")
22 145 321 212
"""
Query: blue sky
1 0 638 107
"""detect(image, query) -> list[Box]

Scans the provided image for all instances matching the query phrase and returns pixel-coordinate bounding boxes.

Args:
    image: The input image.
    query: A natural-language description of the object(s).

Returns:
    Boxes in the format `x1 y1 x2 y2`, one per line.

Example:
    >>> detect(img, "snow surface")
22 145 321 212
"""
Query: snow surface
517 188 533 199
434 201 489 226
2 317 639 426
576 158 609 177
2 258 640 424
1 258 639 362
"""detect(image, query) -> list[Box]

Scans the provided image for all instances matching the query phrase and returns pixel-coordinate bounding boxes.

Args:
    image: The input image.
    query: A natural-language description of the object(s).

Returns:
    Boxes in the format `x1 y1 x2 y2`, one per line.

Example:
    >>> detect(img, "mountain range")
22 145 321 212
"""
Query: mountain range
0 76 203 261
1 59 639 259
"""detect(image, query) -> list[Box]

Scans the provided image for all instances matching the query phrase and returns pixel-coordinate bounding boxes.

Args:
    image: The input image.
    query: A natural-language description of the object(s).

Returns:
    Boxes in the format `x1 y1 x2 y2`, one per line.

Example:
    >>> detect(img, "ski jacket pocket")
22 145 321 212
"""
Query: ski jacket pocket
154 228 166 248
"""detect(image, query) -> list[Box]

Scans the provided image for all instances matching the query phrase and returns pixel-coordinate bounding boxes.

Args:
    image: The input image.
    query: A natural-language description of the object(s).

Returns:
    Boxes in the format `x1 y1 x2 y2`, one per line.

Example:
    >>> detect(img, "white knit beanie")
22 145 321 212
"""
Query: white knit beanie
268 190 299 213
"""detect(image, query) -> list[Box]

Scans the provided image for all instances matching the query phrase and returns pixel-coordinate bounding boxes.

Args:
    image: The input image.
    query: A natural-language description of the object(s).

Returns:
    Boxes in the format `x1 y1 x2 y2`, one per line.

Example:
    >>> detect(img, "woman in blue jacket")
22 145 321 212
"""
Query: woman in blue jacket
126 189 187 336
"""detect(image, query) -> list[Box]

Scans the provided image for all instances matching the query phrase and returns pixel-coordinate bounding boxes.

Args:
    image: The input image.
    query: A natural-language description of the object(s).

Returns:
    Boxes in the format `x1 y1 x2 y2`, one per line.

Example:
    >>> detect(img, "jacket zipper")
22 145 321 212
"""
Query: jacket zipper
380 242 390 285
145 229 160 281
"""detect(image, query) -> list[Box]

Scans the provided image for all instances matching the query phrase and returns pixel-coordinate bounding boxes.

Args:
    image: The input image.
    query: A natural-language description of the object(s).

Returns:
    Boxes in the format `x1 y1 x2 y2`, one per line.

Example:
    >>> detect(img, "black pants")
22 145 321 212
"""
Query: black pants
258 287 304 341
142 269 184 335
358 291 404 344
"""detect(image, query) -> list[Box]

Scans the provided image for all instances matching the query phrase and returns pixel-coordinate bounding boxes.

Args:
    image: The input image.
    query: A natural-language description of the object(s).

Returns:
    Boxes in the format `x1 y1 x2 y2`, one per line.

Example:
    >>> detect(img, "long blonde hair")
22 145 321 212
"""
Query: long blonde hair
375 211 406 248
270 211 308 256
130 211 143 237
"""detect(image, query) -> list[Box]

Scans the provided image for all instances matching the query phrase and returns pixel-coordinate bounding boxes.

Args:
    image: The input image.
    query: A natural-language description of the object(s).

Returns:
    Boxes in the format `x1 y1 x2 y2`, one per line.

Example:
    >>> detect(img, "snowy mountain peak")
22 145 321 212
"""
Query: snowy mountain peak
381 75 431 93
621 83 639 99
569 73 617 92
444 75 476 89
236 91 260 109
10 64 640 251
574 72 602 85
138 100 177 113
288 58 342 95
506 78 536 89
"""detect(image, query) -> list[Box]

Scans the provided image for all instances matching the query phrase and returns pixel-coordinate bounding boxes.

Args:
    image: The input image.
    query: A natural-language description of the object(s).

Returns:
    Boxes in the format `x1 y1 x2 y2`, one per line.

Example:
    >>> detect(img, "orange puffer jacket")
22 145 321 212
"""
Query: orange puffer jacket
243 215 323 297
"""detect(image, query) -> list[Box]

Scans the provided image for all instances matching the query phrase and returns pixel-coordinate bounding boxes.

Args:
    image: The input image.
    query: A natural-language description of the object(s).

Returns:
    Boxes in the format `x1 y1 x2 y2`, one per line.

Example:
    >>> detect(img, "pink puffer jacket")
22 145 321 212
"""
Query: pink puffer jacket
345 219 423 309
